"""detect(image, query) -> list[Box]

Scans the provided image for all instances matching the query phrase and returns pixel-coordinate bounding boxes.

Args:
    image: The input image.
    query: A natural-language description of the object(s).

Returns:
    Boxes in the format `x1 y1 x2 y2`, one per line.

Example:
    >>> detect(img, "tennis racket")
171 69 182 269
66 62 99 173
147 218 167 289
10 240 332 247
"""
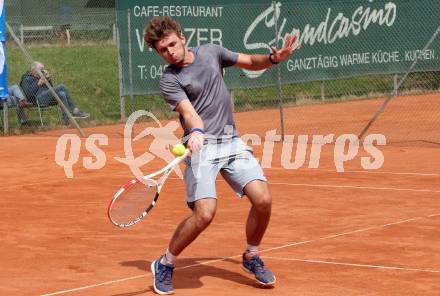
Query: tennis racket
108 149 190 228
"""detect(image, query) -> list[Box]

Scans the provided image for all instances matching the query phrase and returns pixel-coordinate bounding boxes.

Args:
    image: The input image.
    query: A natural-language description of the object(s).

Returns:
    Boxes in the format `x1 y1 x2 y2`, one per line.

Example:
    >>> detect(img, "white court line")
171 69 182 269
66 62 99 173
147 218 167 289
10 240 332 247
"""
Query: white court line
269 182 440 193
40 256 240 296
179 177 440 194
40 274 147 296
7 176 440 194
4 166 439 190
40 214 439 296
265 167 440 177
263 257 440 274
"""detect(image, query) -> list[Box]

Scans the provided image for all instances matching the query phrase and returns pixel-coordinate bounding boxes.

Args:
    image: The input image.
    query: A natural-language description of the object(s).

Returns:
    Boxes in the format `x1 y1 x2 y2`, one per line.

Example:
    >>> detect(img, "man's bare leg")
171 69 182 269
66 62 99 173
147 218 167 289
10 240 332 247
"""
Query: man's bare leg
241 180 276 286
168 198 217 257
244 180 272 252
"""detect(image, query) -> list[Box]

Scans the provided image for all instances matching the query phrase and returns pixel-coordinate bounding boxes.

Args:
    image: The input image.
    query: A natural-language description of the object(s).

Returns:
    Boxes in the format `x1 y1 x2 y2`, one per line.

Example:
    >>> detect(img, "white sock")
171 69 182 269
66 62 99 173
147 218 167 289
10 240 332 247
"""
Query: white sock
245 244 259 258
160 249 176 266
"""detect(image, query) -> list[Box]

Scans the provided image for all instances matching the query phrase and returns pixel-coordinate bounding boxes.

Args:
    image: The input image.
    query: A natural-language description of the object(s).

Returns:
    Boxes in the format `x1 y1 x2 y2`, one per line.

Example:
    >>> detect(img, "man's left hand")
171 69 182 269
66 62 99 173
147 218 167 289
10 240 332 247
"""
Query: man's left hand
270 33 301 64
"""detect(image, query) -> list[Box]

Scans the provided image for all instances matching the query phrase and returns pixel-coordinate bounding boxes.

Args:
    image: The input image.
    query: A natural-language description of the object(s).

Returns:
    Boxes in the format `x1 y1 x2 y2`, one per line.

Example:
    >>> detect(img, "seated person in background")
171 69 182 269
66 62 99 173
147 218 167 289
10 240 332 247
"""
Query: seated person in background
20 62 89 124
4 84 32 125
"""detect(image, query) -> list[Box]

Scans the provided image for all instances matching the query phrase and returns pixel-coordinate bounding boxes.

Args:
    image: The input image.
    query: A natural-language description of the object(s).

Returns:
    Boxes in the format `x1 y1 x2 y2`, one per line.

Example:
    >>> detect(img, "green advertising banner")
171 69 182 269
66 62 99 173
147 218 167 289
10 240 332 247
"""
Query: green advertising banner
116 0 440 96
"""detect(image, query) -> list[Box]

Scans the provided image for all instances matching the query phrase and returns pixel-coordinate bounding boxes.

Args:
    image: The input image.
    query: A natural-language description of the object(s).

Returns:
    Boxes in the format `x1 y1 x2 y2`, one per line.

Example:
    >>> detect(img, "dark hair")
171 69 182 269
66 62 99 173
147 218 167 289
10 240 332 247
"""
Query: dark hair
144 16 182 48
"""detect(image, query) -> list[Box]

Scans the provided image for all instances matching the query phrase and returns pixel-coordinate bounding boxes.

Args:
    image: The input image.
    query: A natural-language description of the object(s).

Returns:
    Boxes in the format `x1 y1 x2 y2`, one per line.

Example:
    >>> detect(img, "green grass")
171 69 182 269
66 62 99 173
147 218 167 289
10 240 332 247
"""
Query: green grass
233 73 440 112
7 43 120 123
4 43 439 132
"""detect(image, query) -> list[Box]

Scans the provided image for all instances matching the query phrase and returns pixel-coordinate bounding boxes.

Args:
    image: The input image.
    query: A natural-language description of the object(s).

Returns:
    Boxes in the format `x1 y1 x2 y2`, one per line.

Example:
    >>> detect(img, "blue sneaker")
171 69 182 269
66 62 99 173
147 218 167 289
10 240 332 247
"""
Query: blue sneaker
242 253 276 285
151 256 175 295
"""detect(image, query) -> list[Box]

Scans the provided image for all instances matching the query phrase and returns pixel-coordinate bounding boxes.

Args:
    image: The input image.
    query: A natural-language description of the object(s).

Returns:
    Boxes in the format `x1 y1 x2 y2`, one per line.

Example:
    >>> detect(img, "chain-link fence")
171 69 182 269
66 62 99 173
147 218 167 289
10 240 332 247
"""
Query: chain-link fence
6 0 115 44
2 1 440 147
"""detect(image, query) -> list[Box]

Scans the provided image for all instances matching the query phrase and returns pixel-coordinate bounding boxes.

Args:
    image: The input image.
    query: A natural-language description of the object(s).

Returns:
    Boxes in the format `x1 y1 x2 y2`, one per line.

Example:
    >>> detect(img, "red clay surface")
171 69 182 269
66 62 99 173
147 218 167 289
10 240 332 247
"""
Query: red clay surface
1 93 439 295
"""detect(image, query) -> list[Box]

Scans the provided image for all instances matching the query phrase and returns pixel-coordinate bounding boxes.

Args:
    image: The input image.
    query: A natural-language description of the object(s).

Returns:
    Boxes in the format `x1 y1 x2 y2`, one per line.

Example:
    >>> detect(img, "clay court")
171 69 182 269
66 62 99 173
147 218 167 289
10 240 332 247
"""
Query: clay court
1 93 439 295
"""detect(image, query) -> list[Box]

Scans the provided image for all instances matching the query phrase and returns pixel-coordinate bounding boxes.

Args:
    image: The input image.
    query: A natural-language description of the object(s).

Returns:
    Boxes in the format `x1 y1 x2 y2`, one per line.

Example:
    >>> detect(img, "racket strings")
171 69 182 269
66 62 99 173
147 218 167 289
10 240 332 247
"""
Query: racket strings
110 181 157 225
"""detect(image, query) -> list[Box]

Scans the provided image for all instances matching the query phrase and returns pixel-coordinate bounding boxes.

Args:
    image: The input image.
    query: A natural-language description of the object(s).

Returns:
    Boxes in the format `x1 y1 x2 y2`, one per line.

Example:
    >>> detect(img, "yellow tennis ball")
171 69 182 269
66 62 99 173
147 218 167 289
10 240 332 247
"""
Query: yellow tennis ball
171 144 186 156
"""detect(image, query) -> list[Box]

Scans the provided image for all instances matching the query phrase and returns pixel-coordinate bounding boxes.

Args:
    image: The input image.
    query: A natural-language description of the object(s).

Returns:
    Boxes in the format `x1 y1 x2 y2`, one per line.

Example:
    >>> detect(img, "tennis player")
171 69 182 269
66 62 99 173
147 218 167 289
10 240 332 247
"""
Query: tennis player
144 16 300 294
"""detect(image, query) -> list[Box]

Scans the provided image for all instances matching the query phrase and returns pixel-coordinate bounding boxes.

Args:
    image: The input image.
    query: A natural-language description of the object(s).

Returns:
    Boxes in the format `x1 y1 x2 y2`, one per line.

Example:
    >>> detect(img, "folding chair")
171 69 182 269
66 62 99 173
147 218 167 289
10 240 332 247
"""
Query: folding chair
19 86 63 127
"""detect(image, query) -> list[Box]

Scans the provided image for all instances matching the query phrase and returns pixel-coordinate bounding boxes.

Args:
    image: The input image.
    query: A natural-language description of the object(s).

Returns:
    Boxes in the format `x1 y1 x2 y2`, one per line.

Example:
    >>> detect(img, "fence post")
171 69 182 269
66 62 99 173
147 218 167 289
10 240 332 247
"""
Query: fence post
66 27 71 46
273 1 285 142
393 73 398 94
20 23 24 44
2 100 8 135
320 80 325 101
112 23 117 44
116 11 126 121
127 9 134 115
120 96 126 121
230 89 235 112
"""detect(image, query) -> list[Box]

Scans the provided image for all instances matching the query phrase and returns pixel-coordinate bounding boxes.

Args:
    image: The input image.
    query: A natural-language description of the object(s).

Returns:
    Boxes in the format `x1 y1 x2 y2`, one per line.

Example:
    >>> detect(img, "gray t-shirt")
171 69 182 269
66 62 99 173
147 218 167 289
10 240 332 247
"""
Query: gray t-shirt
160 44 239 139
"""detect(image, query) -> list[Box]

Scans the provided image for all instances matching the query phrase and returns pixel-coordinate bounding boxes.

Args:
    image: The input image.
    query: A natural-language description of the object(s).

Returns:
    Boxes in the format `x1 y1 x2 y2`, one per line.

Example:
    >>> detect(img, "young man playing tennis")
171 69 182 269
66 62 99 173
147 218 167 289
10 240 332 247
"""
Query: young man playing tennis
144 16 300 294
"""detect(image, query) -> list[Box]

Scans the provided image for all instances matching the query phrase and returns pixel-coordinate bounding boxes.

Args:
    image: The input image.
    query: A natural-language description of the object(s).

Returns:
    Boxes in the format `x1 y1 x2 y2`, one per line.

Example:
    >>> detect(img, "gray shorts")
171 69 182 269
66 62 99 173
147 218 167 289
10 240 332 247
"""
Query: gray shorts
184 137 267 208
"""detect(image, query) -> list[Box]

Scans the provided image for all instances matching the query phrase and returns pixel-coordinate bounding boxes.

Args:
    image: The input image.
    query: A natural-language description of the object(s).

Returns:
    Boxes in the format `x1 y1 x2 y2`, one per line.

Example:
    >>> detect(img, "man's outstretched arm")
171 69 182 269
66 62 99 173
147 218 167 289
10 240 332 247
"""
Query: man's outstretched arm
234 33 301 71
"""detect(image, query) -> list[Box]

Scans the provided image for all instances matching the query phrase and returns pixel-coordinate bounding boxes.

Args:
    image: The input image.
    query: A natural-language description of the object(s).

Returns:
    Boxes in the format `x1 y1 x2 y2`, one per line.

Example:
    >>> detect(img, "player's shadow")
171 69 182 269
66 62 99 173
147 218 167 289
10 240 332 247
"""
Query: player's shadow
117 257 272 294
